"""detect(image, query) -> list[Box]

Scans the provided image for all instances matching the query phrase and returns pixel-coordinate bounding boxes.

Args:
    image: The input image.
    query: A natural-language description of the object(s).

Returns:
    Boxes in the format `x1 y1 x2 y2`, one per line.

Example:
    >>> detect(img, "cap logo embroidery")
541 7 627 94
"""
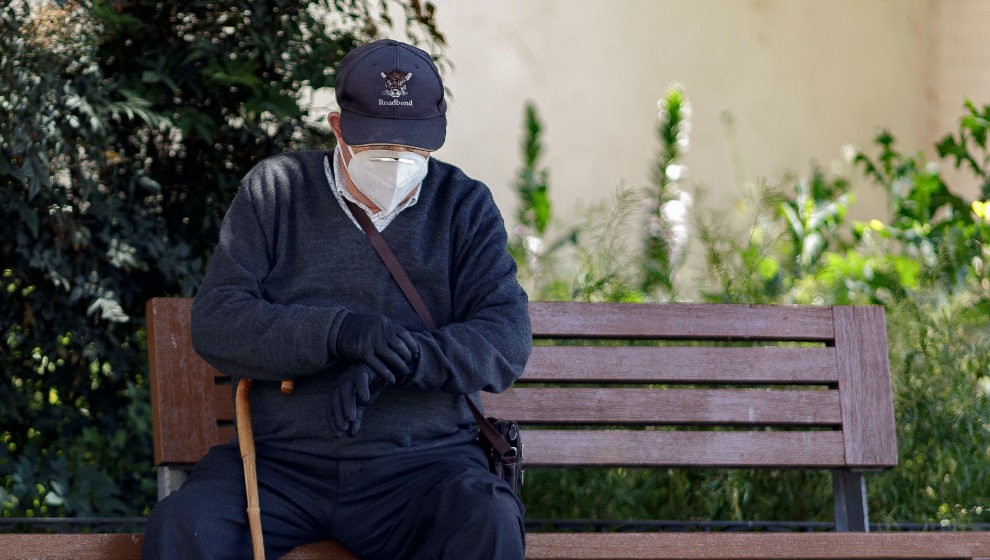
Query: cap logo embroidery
381 70 413 99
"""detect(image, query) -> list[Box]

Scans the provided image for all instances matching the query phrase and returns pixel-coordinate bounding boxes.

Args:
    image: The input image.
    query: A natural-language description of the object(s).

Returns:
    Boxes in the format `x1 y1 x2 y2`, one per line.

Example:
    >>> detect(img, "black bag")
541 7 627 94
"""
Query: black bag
477 417 523 497
342 195 524 498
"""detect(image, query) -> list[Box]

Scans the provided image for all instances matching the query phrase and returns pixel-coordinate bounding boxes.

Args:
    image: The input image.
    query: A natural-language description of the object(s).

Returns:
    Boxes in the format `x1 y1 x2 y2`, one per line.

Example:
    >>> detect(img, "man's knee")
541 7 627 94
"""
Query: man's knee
434 474 525 559
443 472 525 539
143 484 250 560
144 491 209 558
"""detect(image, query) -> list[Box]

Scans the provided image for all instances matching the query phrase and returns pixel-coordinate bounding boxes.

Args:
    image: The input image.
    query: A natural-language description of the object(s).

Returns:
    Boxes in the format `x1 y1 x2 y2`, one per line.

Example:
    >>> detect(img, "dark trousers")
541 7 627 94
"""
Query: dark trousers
142 440 525 560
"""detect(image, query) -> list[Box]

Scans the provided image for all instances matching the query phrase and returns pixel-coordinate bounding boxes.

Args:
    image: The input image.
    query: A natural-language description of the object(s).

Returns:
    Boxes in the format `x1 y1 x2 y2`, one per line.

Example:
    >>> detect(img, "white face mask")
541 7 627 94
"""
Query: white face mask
344 145 428 213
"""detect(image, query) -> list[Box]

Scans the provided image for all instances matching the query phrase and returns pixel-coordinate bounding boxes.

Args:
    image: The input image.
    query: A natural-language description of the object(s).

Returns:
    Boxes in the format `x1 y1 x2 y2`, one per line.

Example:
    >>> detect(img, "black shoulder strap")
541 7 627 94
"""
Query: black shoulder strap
340 195 515 458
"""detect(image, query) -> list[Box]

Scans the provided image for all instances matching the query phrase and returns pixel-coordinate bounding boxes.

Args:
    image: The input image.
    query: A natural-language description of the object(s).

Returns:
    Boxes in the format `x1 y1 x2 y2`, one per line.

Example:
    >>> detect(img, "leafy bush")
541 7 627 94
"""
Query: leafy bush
0 0 443 522
874 294 990 526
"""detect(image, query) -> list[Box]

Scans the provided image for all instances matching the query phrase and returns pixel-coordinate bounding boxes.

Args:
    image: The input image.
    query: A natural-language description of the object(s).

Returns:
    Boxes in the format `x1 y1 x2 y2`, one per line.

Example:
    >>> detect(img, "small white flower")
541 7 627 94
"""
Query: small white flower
841 144 857 163
659 190 692 256
665 164 687 181
661 199 687 223
524 235 545 256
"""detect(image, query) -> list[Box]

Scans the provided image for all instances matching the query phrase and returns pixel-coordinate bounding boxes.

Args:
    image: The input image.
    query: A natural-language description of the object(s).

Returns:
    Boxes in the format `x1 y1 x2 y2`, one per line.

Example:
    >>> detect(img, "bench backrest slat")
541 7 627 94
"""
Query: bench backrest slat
214 385 234 422
524 346 838 383
147 298 897 470
482 388 842 425
529 302 835 340
524 430 846 467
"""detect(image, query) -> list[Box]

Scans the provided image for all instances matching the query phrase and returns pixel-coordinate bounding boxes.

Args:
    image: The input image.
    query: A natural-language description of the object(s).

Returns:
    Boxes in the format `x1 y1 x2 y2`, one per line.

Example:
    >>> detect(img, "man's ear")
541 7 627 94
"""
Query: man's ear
327 112 343 139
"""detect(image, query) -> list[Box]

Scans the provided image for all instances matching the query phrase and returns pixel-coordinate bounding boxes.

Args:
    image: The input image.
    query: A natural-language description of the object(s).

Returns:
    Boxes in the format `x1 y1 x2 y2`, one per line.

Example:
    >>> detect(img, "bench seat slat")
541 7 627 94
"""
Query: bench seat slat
523 430 846 467
6 533 989 560
524 532 990 559
0 534 146 560
529 302 835 341
482 388 841 425
523 346 837 384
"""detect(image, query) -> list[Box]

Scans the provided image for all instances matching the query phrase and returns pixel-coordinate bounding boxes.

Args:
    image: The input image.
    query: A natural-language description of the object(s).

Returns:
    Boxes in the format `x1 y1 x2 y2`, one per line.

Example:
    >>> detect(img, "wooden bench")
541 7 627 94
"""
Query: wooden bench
4 299 990 560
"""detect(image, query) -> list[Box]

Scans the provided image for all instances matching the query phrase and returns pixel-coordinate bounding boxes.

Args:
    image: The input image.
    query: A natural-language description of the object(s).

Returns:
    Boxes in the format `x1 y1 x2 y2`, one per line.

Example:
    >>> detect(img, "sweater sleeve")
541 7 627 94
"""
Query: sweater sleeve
190 163 348 381
403 187 531 395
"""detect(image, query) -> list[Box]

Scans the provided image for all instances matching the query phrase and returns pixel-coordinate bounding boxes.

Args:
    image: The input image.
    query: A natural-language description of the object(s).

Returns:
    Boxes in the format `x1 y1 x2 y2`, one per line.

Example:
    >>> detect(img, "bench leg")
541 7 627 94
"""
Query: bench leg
157 466 189 501
832 469 868 532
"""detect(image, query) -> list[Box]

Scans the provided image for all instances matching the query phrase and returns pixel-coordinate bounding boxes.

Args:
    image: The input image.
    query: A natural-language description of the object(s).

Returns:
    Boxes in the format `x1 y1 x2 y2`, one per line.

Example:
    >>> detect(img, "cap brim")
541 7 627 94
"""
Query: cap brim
340 109 446 151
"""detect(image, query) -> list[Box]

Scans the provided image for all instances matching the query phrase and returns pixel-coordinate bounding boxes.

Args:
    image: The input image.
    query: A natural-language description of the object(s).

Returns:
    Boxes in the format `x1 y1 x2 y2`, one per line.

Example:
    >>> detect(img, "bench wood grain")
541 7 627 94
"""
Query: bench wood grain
5 532 990 560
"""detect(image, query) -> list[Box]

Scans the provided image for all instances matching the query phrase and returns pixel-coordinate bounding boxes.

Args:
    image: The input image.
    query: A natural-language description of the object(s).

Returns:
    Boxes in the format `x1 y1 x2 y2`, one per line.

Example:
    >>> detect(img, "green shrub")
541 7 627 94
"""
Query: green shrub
0 0 443 522
873 294 990 526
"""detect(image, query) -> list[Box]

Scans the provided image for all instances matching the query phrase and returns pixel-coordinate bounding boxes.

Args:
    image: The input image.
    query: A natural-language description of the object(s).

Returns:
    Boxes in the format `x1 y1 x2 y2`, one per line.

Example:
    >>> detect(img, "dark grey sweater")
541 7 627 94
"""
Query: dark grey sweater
190 150 531 459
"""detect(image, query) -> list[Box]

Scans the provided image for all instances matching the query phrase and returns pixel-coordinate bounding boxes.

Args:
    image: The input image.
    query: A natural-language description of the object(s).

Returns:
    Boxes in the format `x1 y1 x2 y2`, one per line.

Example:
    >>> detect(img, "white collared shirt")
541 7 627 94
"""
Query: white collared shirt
325 146 421 232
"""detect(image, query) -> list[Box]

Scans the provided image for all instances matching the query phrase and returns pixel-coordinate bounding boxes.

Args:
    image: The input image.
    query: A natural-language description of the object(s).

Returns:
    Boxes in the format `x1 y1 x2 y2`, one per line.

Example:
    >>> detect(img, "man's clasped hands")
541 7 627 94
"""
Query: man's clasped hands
327 312 420 437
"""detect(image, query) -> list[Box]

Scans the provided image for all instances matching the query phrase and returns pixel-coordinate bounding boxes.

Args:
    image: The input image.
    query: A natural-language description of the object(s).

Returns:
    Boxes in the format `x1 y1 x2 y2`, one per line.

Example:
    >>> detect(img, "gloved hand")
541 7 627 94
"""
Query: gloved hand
332 312 418 383
328 362 389 437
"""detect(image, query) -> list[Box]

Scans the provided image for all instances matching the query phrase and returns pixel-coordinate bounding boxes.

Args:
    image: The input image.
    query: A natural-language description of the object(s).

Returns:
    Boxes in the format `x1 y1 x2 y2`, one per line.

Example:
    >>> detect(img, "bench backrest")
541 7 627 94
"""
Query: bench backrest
147 299 897 471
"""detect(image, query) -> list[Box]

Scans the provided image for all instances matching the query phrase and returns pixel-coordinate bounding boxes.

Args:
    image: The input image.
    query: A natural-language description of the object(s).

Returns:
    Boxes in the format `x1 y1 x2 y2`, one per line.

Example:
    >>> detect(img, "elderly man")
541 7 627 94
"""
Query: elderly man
142 39 531 560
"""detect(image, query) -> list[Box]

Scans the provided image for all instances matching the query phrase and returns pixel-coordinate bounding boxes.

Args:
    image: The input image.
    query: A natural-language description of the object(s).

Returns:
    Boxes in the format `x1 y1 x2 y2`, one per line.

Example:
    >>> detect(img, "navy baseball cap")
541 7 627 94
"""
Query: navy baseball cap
335 39 447 151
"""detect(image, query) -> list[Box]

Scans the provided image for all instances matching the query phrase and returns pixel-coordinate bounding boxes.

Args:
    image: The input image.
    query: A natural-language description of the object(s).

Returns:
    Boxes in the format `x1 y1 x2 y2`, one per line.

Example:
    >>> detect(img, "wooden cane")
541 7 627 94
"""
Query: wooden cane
235 378 266 560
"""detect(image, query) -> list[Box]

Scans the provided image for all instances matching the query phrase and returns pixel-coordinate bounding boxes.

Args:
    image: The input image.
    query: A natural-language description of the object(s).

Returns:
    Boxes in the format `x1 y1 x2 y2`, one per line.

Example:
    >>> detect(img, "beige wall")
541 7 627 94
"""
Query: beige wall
413 0 987 231
924 0 990 199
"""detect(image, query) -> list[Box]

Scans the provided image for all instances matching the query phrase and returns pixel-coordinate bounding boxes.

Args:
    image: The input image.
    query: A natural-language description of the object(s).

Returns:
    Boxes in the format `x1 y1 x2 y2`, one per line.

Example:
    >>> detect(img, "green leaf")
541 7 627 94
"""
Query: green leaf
201 58 262 89
137 175 162 191
86 293 129 323
176 107 215 143
15 200 39 237
107 89 172 128
758 257 779 280
961 116 988 148
891 255 922 289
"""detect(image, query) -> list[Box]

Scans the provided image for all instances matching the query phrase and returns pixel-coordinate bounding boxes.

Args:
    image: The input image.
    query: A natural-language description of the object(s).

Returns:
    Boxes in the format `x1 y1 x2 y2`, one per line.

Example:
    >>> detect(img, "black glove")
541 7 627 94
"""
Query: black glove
332 313 417 383
328 362 388 437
